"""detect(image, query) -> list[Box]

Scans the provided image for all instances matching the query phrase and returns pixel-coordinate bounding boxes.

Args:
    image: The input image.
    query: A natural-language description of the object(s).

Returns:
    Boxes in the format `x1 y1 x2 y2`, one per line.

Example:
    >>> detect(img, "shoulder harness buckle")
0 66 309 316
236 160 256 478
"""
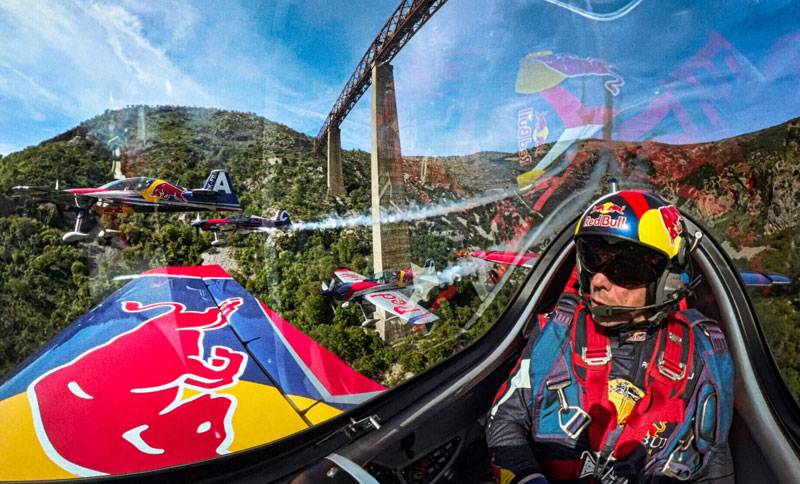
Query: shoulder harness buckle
662 433 697 481
547 378 592 440
582 345 612 366
657 350 687 381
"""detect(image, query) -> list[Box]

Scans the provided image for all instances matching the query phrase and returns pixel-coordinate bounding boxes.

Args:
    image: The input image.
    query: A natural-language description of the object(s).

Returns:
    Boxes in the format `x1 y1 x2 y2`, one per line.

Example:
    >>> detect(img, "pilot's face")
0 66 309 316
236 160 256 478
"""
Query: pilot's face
588 271 647 326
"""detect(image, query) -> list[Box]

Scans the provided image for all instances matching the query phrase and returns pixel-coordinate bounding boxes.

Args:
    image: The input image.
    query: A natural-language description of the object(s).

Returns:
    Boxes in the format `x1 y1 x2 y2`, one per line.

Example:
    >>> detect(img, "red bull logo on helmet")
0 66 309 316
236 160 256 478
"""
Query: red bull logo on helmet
585 202 628 229
659 206 683 243
592 202 626 216
27 297 246 476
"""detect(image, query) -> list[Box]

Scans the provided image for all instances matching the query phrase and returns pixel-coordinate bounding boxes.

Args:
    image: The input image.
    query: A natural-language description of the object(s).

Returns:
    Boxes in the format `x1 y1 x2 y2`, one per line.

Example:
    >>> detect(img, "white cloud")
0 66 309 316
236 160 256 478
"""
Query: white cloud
0 0 215 122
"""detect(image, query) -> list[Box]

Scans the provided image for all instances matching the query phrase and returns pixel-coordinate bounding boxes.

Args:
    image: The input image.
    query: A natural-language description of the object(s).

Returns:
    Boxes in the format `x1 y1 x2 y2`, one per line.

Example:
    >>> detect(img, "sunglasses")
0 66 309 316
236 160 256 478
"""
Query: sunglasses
576 236 668 287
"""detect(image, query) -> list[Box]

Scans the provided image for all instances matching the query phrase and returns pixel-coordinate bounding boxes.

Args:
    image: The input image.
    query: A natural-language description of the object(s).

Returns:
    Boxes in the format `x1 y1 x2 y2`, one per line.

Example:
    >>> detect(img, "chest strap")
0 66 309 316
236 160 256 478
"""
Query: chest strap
530 294 591 447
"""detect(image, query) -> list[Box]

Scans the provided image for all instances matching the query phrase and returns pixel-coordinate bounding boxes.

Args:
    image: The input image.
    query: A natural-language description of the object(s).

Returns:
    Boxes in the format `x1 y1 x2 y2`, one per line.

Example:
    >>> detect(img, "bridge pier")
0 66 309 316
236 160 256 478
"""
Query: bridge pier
370 62 412 343
327 125 345 196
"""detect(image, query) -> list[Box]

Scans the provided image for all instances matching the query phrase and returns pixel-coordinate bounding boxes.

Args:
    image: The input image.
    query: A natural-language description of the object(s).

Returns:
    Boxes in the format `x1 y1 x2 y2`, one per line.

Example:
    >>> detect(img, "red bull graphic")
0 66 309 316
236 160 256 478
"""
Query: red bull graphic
585 202 628 229
515 31 760 194
517 109 549 162
534 112 549 155
27 297 246 476
150 180 187 202
583 214 628 229
617 31 755 144
0 265 385 480
643 421 669 453
371 292 419 316
518 108 534 165
592 202 626 216
515 51 624 96
659 205 683 243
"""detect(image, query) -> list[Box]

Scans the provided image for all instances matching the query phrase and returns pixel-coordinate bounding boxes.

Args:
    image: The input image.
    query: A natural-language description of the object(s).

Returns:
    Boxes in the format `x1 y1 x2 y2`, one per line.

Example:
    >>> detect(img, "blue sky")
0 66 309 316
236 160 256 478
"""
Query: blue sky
0 0 798 156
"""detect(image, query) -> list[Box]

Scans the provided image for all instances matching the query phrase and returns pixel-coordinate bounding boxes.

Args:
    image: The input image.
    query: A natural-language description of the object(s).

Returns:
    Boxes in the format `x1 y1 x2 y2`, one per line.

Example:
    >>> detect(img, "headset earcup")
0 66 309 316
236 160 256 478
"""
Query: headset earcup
655 270 686 306
676 236 687 267
675 223 692 267
576 254 590 296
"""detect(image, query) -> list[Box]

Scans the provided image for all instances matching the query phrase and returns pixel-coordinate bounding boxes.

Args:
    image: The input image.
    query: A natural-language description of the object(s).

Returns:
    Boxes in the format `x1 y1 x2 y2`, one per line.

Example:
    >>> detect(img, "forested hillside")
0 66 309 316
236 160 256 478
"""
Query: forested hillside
0 106 516 383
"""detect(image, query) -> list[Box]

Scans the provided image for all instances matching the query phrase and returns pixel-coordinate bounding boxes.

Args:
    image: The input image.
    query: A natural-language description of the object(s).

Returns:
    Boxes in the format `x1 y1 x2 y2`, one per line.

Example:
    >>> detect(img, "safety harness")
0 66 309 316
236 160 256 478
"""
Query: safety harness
529 294 733 482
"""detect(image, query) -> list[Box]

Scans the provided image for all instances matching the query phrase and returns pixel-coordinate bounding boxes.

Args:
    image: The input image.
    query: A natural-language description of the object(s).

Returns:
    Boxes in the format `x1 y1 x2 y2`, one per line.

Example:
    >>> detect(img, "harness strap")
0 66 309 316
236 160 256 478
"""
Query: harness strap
573 312 616 454
658 322 688 381
553 295 579 325
574 311 695 462
532 294 589 447
614 316 693 459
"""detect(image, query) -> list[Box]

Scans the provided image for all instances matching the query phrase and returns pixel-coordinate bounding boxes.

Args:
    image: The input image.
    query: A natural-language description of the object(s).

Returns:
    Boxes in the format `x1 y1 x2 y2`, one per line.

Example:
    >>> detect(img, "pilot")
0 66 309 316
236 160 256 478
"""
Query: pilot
486 190 735 483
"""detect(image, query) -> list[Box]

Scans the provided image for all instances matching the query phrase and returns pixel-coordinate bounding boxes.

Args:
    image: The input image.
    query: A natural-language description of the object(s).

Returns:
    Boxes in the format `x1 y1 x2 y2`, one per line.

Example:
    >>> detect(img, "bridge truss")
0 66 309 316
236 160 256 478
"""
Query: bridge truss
315 0 449 150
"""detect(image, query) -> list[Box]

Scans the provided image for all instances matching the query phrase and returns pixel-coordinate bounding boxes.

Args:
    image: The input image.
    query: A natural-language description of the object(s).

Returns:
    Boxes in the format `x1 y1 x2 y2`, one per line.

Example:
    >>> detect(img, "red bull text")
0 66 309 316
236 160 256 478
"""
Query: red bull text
518 108 534 165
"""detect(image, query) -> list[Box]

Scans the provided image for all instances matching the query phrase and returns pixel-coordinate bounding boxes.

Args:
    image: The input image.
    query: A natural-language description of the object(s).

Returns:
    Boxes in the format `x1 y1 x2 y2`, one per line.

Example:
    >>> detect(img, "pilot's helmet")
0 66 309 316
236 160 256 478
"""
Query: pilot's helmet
573 190 689 308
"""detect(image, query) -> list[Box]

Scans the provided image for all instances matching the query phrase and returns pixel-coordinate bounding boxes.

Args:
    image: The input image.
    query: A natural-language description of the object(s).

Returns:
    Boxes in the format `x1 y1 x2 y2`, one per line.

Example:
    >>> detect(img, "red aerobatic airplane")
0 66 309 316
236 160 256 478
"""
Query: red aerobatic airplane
12 169 241 243
322 263 446 327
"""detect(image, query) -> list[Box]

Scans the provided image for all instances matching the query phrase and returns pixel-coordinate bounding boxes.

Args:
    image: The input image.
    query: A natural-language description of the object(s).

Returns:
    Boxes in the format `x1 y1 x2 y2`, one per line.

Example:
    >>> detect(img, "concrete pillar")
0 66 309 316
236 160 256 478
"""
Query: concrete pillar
327 125 345 196
603 88 615 140
370 62 412 343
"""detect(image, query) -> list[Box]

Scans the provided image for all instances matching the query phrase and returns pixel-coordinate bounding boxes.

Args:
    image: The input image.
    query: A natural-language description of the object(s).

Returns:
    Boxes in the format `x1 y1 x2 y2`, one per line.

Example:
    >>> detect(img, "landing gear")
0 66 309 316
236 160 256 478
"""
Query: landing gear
211 233 227 247
98 229 121 240
357 302 377 328
62 210 90 243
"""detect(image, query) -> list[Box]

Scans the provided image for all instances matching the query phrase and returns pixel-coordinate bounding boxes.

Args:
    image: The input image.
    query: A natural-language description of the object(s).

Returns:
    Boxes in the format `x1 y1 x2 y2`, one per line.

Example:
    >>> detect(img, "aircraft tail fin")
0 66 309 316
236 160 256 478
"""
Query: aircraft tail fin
275 209 291 225
202 170 240 210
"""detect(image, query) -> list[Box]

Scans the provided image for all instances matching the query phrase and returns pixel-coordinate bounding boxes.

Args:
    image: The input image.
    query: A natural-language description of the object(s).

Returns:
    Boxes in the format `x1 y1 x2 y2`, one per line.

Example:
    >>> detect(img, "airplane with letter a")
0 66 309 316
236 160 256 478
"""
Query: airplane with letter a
12 169 241 243
321 266 440 327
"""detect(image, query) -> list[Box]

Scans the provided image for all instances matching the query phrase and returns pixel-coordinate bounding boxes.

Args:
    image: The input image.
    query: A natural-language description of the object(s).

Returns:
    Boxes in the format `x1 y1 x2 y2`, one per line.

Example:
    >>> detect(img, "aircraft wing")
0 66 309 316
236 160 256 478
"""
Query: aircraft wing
11 186 94 208
78 189 142 200
363 290 439 325
739 271 792 287
192 217 237 232
0 265 384 480
471 250 539 268
333 268 367 283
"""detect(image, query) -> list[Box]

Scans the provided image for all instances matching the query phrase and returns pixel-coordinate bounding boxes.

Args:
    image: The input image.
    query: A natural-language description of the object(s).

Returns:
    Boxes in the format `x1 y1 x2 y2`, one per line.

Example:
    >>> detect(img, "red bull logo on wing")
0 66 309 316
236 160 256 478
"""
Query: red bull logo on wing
27 297 246 476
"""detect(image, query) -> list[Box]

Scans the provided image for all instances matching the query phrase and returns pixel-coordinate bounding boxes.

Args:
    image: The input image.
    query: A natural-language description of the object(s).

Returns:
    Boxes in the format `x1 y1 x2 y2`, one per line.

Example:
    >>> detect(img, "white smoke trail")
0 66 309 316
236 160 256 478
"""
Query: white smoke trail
463 158 610 329
434 256 493 285
281 186 519 232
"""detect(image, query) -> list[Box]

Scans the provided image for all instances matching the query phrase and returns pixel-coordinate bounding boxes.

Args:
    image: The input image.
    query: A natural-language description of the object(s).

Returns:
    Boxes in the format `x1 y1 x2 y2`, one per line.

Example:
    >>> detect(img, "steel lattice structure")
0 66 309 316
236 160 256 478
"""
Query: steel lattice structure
315 0 449 150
